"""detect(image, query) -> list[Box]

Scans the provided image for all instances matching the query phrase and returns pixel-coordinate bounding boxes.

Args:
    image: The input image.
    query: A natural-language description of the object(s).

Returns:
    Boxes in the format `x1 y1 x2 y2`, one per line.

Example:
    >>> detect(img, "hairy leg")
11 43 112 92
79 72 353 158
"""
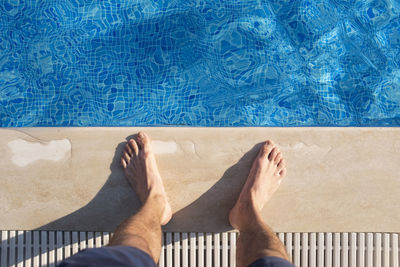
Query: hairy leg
108 132 172 263
229 141 289 267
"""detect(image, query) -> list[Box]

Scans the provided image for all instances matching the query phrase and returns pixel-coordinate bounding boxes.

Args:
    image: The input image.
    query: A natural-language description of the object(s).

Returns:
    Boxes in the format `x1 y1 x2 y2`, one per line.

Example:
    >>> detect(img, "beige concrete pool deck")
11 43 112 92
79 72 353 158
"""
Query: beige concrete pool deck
0 127 399 233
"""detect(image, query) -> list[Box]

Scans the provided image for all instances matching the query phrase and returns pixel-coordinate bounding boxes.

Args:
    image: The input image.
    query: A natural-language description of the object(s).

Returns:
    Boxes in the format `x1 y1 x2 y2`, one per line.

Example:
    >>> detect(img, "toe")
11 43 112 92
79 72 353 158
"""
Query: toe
274 152 282 164
279 168 287 177
137 132 151 153
259 140 275 158
123 152 131 163
120 158 127 168
129 139 139 155
277 158 286 170
125 143 133 157
268 147 278 161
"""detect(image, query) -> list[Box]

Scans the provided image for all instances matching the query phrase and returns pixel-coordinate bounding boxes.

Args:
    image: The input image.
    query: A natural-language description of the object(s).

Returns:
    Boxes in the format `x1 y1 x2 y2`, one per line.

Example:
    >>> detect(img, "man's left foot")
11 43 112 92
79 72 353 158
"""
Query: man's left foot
121 132 172 225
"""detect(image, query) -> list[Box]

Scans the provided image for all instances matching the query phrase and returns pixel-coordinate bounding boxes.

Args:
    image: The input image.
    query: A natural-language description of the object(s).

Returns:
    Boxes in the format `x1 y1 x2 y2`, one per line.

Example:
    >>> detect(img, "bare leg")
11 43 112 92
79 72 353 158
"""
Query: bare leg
229 140 290 267
109 132 172 263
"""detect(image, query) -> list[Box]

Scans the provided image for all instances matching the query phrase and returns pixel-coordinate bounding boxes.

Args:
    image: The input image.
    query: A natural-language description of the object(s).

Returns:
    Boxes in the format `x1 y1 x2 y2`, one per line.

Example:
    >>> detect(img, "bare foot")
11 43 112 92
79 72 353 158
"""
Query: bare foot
229 140 287 229
120 132 172 225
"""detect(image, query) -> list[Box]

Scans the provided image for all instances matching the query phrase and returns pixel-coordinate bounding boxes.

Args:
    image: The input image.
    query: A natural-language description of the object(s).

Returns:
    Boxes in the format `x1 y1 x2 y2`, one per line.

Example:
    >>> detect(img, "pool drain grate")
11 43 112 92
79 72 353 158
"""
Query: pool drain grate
1 231 399 266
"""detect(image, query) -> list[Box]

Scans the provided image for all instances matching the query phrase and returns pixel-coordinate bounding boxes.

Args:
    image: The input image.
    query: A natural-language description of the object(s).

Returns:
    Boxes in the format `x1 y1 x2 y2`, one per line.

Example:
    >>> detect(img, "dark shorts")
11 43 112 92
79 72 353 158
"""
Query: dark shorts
247 256 295 267
59 246 295 267
58 246 156 267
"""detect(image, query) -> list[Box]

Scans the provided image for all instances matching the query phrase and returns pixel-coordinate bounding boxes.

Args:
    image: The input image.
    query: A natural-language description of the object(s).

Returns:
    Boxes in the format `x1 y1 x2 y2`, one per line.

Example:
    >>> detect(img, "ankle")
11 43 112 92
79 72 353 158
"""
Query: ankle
240 191 260 214
144 191 165 210
146 182 164 198
147 190 165 203
231 197 260 231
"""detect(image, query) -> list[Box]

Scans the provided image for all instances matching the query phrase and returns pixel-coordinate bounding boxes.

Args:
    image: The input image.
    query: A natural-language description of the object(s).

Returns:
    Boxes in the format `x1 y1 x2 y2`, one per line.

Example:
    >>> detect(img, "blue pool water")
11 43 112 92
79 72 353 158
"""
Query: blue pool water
1 0 400 127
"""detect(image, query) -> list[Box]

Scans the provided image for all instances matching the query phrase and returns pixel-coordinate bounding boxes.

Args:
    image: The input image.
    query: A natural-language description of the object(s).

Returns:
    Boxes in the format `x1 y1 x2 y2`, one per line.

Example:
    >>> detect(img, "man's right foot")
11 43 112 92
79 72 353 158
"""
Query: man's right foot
229 140 287 229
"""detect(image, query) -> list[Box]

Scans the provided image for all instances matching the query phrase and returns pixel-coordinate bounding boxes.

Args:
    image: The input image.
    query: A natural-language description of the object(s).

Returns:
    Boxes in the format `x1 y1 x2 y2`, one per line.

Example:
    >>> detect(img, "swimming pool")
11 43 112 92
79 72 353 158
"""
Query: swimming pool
1 0 400 127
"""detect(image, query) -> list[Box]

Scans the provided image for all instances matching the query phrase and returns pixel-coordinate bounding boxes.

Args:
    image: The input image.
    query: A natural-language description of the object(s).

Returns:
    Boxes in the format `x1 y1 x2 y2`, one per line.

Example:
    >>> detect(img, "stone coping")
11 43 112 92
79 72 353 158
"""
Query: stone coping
1 127 399 232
